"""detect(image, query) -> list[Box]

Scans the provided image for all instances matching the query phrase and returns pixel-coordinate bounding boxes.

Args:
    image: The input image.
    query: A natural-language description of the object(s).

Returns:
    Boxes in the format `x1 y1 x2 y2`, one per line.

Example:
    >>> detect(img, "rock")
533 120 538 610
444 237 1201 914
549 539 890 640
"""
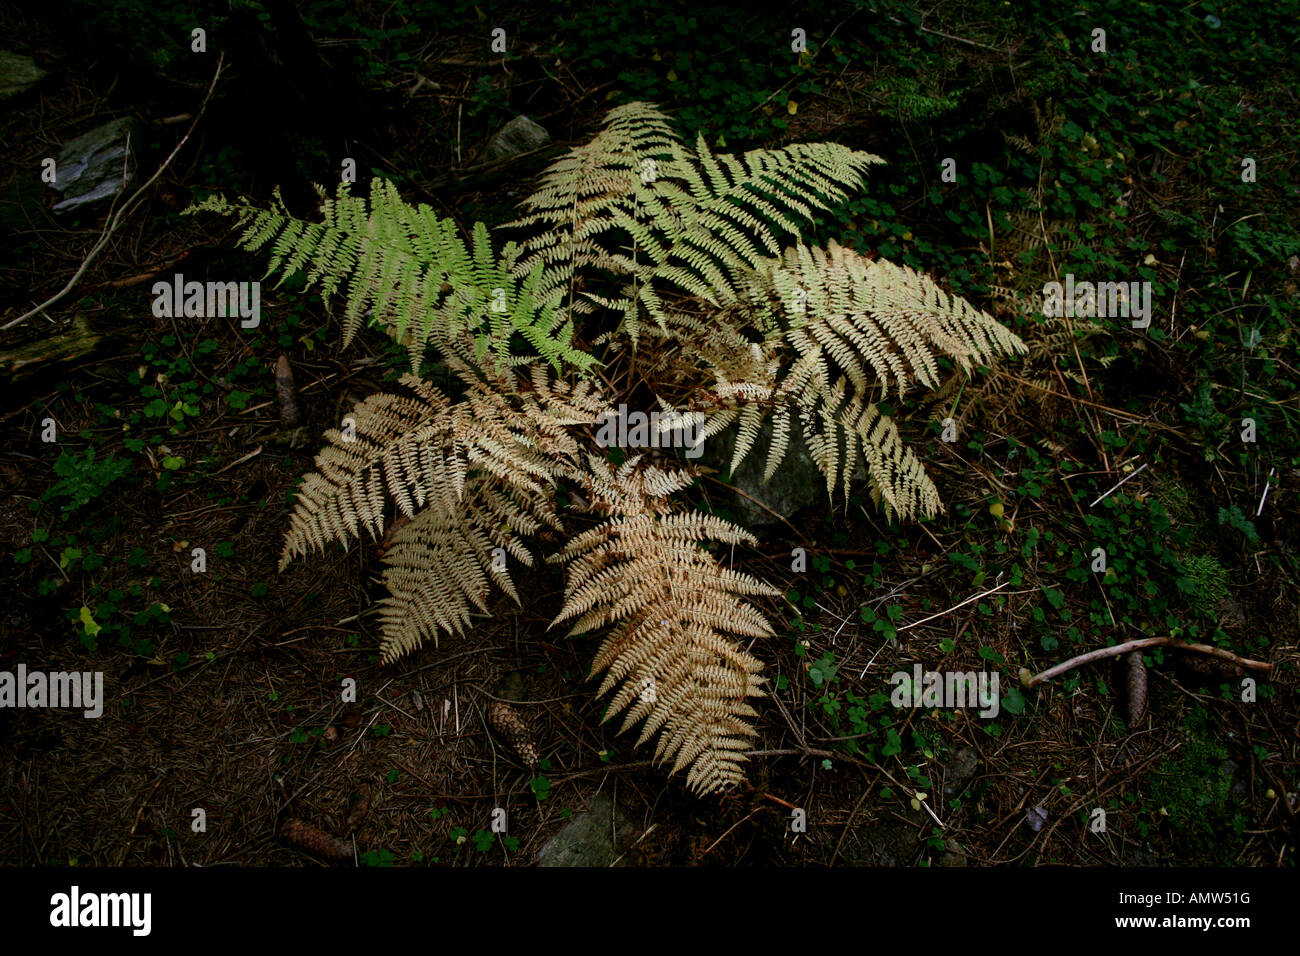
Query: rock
1217 592 1247 630
0 51 46 101
484 115 550 163
50 117 142 215
942 745 978 797
1221 759 1248 800
536 791 633 867
937 838 968 866
702 417 827 526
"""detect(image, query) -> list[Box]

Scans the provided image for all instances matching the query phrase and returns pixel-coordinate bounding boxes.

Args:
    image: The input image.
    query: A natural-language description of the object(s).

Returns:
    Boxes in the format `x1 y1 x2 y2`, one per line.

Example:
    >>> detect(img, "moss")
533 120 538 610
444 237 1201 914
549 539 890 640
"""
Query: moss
1145 708 1247 862
1181 553 1229 618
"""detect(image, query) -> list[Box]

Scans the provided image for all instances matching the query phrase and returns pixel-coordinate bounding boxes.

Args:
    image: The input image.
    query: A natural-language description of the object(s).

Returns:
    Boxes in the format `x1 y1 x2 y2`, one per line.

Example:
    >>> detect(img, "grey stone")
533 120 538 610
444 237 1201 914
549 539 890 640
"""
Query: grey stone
50 117 142 215
0 51 45 100
943 745 978 797
702 417 827 527
937 838 968 866
536 791 633 867
485 115 550 163
1221 759 1248 800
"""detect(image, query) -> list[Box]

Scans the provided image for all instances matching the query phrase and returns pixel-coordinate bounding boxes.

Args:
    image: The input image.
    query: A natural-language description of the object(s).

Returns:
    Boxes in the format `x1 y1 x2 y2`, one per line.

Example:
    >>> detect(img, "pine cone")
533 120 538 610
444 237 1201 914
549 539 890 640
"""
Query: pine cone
275 354 300 426
487 701 540 772
344 785 372 833
1126 651 1148 726
279 817 352 861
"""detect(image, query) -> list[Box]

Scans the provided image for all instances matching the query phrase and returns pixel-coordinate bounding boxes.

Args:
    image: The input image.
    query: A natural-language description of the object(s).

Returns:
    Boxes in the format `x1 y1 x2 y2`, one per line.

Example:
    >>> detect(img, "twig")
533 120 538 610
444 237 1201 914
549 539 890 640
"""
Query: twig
917 23 1014 54
89 251 195 290
2 54 225 332
118 776 166 864
1089 461 1148 507
211 445 262 476
896 581 1021 633
914 793 945 830
995 372 1176 428
550 760 655 783
608 823 658 867
1256 466 1276 517
1026 636 1273 688
699 807 764 859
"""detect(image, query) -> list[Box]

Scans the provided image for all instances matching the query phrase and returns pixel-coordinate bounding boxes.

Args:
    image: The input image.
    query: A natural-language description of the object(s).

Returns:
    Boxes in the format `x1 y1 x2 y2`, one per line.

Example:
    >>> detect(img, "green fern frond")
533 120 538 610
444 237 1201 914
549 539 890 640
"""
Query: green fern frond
186 180 596 375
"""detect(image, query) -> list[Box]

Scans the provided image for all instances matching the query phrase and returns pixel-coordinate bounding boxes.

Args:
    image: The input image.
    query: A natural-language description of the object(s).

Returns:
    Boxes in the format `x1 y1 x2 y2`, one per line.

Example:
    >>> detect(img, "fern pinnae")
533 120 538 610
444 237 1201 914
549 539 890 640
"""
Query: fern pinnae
377 474 540 662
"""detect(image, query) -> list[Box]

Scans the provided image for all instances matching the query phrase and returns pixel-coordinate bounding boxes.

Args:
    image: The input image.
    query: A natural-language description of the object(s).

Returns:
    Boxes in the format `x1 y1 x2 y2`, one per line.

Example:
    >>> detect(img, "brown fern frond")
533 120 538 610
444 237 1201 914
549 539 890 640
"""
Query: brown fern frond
376 472 547 662
279 366 605 570
549 457 778 794
281 365 608 662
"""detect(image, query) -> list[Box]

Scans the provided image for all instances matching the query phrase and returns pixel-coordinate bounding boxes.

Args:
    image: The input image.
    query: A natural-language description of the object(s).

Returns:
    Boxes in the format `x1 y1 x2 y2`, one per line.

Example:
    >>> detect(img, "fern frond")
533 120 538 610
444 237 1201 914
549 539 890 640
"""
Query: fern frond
666 241 1024 518
279 368 604 640
550 457 778 794
624 139 883 341
186 181 596 375
508 103 882 344
506 102 689 318
377 473 542 661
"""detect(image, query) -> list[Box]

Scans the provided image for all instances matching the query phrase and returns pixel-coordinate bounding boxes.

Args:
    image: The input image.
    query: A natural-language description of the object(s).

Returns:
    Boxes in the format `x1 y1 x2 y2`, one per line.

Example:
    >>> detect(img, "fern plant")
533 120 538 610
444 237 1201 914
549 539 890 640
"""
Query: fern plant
187 102 1025 795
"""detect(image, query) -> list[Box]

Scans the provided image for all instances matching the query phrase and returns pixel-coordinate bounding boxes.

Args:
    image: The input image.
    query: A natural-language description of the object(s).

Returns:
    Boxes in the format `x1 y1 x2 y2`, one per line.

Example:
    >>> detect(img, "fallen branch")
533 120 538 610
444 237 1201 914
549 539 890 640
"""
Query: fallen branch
89 251 195 290
1025 636 1273 688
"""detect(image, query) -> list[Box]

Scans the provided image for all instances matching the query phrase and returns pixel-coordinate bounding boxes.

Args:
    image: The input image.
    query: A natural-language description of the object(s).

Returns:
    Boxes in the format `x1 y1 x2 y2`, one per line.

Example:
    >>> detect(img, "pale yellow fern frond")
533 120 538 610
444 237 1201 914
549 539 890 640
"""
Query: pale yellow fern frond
505 102 689 319
280 366 609 662
508 103 882 344
670 240 1025 519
